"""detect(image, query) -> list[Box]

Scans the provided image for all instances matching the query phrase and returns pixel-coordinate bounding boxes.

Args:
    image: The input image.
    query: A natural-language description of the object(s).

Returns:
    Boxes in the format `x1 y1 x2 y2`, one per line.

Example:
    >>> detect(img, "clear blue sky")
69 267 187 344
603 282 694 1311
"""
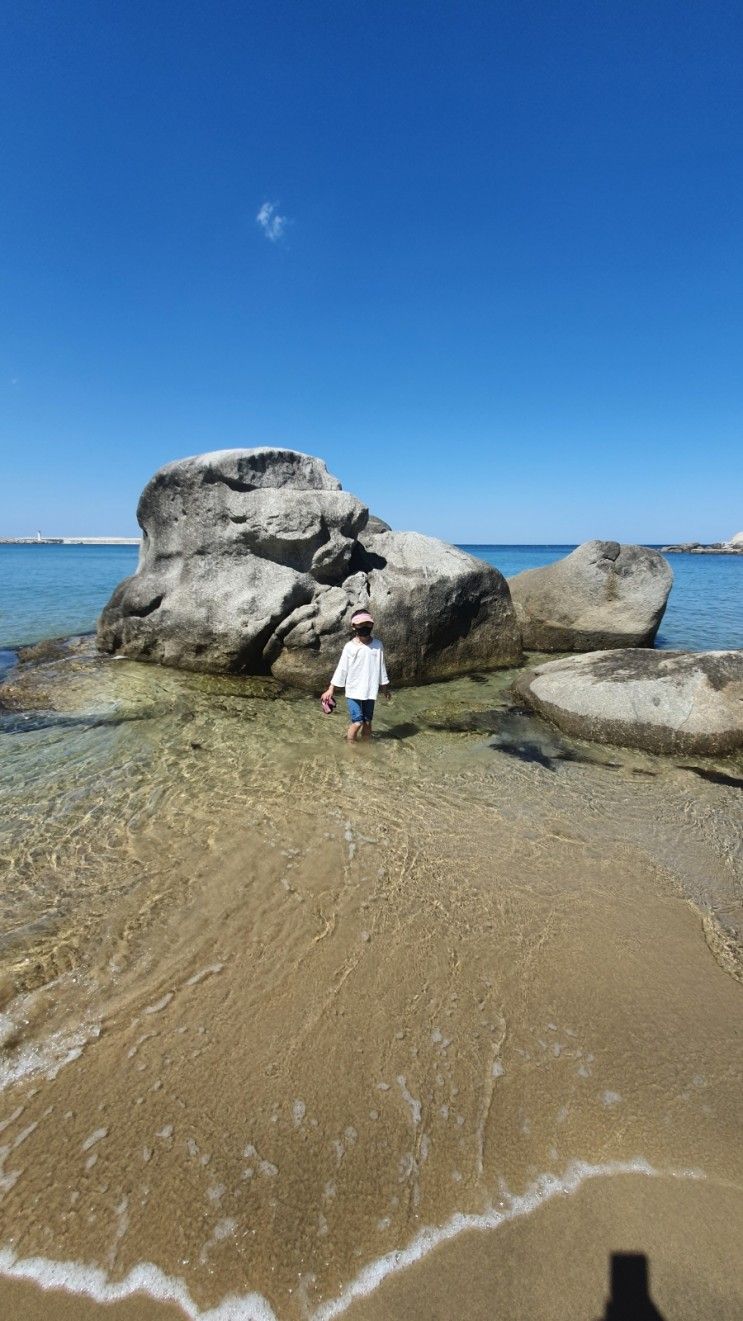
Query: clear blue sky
2 1 741 542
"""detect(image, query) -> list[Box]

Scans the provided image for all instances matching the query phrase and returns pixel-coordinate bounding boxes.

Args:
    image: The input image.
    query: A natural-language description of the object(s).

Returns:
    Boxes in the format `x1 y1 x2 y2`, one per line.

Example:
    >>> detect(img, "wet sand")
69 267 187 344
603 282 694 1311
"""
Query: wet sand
345 1173 743 1320
0 1280 183 1320
6 1175 743 1319
0 645 741 1318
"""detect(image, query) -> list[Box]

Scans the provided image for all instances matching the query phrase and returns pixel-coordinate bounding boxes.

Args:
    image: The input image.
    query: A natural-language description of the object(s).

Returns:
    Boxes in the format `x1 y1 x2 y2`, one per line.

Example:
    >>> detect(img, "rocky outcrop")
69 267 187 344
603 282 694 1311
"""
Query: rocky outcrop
507 540 672 651
662 540 743 554
97 448 522 688
514 649 743 755
661 530 743 553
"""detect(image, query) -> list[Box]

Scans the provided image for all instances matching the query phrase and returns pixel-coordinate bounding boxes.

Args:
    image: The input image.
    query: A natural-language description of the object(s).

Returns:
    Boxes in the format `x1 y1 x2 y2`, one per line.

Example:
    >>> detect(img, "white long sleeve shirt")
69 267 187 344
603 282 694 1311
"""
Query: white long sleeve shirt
331 638 389 700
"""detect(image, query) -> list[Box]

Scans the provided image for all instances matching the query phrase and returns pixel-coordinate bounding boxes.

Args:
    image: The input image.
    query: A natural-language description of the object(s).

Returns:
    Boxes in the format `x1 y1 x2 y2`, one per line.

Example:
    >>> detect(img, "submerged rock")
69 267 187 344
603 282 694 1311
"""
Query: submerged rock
0 635 296 735
97 448 521 688
514 649 743 756
419 701 623 769
507 540 672 651
419 702 511 734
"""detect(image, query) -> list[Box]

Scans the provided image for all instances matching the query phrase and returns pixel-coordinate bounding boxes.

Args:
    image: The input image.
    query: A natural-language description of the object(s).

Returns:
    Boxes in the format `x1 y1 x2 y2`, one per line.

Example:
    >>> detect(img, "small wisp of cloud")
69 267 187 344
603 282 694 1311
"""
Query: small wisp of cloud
256 201 288 242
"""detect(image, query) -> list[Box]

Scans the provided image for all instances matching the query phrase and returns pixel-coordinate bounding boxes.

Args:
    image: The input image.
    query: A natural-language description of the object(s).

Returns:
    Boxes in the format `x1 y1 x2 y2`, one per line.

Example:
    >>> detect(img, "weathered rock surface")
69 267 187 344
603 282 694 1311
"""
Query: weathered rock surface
364 513 392 535
97 448 522 687
514 649 743 755
507 540 672 650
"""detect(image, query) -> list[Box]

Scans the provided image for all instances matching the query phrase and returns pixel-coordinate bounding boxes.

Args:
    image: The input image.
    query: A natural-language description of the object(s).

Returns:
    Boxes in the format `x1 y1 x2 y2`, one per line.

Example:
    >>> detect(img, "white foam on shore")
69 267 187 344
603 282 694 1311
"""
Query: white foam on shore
313 1158 705 1320
0 1159 705 1320
0 1018 100 1093
0 1250 278 1320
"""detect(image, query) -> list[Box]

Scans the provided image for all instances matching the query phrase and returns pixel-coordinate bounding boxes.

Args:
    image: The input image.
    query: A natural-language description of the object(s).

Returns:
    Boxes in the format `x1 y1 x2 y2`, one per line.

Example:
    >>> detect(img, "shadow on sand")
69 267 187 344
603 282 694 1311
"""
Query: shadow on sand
374 722 421 740
598 1253 665 1320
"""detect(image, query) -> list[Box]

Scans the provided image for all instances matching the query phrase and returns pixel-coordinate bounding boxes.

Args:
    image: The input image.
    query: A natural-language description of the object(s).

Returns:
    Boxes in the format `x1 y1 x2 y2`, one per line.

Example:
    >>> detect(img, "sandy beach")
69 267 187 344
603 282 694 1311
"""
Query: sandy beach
0 645 741 1317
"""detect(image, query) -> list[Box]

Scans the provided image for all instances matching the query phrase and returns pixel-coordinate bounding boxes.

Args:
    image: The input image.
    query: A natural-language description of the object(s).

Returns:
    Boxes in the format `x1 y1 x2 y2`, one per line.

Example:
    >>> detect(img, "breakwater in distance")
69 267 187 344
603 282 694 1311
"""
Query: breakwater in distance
0 537 140 545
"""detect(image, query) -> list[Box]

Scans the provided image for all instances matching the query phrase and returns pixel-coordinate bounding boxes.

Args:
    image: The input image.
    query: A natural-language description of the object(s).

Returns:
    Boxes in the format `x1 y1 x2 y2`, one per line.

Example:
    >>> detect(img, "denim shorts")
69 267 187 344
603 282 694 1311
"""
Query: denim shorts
347 698 375 724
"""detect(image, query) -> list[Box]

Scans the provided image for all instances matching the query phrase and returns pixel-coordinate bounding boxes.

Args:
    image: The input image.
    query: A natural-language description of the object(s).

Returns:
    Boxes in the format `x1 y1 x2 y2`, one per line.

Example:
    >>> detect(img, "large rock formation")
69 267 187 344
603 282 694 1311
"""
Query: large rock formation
514 649 743 756
507 540 672 651
97 448 522 688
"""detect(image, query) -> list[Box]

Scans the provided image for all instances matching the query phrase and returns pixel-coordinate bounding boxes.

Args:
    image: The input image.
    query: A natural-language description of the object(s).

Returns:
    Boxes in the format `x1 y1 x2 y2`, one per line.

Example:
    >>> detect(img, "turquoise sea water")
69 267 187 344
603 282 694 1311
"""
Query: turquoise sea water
0 544 140 651
0 542 741 662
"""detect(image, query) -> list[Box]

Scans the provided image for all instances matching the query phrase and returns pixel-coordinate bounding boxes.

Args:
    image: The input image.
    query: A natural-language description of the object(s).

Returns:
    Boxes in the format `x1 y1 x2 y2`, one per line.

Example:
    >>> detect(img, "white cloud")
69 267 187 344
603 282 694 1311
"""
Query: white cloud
256 201 288 242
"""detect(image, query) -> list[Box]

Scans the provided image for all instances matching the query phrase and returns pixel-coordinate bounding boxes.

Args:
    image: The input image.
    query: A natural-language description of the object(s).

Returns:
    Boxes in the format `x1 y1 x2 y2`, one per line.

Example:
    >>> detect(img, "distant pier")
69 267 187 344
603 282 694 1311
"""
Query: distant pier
0 536 141 545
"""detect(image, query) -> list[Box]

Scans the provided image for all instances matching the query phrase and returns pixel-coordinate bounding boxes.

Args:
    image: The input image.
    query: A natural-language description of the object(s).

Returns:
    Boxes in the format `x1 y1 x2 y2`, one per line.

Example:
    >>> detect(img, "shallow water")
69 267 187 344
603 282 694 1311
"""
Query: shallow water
0 646 741 1318
0 545 140 648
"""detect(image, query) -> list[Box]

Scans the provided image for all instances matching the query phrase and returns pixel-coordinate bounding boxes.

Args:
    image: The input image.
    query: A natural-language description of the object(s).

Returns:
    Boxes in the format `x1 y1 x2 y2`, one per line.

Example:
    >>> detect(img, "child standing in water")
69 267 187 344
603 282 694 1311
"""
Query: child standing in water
322 609 390 742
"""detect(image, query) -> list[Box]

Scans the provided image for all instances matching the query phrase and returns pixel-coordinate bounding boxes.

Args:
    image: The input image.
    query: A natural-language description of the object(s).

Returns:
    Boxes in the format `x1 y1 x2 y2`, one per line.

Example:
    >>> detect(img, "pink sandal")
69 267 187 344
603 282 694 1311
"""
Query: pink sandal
321 695 336 715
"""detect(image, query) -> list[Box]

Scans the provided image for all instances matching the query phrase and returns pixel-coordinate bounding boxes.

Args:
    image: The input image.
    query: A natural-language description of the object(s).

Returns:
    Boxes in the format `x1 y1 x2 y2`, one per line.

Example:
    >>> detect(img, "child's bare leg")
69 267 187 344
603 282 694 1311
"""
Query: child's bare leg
346 721 363 743
359 721 373 740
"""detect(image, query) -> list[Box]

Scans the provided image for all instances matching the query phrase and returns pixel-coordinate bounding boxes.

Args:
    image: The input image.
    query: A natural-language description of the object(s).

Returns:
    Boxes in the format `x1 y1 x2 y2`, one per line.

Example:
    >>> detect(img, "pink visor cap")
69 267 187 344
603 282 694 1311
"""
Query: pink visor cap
351 610 374 625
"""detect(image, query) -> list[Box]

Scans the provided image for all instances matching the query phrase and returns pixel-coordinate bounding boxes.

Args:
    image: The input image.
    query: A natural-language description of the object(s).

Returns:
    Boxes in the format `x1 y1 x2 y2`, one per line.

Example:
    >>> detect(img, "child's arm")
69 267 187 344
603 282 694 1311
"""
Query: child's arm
322 645 348 701
379 648 391 699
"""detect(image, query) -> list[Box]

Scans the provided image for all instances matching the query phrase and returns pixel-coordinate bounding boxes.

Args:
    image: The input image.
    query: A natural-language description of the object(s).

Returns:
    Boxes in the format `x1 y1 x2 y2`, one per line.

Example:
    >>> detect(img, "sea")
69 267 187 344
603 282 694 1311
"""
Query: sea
0 541 741 658
0 539 742 1319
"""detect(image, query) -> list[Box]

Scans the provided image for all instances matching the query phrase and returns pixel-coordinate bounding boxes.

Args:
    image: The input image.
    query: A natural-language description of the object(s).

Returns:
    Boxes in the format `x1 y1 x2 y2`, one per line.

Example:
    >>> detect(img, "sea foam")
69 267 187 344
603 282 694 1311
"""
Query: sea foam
0 1016 100 1092
0 1158 705 1320
313 1157 703 1320
0 1250 278 1321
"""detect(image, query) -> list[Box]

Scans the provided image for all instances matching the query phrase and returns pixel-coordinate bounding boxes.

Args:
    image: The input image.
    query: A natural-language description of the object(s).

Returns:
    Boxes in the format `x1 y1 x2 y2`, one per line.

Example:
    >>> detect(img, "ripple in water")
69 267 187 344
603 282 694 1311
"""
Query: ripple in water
0 642 741 1318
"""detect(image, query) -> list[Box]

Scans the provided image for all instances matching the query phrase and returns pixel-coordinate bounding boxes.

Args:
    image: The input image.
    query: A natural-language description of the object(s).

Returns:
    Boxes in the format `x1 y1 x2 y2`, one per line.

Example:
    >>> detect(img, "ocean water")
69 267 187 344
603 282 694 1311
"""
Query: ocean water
1 547 742 1318
1 542 740 656
0 544 140 651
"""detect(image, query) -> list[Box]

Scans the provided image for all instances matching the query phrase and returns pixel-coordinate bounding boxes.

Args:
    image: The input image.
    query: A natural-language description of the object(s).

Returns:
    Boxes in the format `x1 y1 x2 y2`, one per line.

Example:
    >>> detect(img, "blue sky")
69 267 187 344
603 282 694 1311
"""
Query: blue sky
2 1 741 542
